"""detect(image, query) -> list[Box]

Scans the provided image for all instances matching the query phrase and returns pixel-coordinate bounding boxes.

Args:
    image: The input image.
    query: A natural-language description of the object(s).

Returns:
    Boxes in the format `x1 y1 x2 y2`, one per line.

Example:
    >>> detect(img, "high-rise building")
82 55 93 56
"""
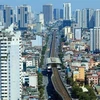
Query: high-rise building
17 5 32 28
90 27 100 53
3 5 14 27
36 13 44 25
82 8 94 28
54 8 60 20
75 9 82 27
0 24 22 100
95 9 100 27
43 4 53 24
60 9 63 19
63 3 71 20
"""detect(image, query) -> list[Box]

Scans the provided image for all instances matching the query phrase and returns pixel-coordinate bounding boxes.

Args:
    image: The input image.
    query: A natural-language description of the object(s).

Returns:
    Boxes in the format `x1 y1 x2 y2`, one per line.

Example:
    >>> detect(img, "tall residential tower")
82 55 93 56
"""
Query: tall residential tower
95 9 100 27
3 5 14 27
0 24 22 100
17 5 32 28
82 8 94 28
75 9 82 27
63 3 71 20
90 27 100 53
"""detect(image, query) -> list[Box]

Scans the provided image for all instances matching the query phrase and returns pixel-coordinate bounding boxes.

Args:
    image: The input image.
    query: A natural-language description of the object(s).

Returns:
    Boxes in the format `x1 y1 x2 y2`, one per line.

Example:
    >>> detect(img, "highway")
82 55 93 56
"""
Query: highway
50 30 71 100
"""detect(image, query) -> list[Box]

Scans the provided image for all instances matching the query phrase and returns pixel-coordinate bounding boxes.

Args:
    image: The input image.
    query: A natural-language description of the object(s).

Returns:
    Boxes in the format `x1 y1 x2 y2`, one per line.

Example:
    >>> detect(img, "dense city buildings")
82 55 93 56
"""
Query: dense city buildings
0 1 100 100
43 4 53 24
63 3 71 20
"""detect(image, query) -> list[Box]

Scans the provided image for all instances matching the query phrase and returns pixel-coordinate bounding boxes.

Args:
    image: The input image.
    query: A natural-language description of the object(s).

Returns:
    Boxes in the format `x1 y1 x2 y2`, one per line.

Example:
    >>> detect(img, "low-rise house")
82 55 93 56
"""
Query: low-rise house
86 74 98 86
73 67 85 82
22 72 38 89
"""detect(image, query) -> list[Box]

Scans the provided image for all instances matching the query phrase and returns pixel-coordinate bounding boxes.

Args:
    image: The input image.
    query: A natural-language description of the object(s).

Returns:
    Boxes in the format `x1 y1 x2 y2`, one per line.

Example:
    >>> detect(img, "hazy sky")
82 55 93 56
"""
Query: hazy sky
0 0 100 13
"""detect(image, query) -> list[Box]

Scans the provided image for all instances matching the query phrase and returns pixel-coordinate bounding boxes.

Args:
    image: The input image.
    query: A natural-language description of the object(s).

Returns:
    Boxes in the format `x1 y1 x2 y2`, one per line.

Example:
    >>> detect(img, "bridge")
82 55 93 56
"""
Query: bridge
49 30 71 100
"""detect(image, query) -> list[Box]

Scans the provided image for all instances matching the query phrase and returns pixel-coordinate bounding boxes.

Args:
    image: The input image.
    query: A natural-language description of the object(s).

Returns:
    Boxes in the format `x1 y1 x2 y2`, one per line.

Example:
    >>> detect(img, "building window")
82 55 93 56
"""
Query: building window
25 14 27 23
10 10 13 15
18 9 20 14
11 17 13 24
18 20 20 28
3 10 6 23
25 7 27 11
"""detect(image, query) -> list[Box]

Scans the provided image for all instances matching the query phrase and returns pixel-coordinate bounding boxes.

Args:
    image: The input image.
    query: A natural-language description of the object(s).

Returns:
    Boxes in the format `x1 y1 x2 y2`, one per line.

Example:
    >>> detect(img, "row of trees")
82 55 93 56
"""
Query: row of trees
40 35 48 67
38 73 44 99
58 34 65 69
38 34 49 99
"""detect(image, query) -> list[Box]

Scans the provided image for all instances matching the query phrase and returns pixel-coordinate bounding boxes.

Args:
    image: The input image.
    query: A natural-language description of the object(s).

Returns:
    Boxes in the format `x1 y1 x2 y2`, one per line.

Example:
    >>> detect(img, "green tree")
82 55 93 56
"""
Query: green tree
79 92 90 100
72 85 82 98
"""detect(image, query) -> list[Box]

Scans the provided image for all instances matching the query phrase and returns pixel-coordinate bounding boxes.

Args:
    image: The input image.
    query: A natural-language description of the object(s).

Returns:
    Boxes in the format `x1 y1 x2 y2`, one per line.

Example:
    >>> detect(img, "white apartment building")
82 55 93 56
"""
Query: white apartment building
0 24 22 100
74 28 82 40
63 3 71 20
36 13 44 25
22 73 38 89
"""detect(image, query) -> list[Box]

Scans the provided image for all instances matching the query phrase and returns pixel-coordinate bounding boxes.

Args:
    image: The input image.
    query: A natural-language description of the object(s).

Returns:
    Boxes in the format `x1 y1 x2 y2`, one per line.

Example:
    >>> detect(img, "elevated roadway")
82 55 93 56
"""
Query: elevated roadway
50 31 71 100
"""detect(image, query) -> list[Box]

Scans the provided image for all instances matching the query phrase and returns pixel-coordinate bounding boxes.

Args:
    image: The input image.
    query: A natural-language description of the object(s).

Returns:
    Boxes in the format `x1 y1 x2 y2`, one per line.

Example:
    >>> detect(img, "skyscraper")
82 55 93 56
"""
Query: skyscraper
43 4 53 24
63 3 71 20
54 8 60 20
3 5 14 27
0 24 22 100
17 5 32 28
60 9 63 19
90 27 100 53
75 9 82 27
82 8 94 28
95 9 100 27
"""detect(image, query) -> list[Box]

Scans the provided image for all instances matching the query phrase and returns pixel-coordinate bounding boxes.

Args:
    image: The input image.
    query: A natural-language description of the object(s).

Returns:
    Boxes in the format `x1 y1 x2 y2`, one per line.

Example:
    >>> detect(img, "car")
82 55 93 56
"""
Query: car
48 96 51 99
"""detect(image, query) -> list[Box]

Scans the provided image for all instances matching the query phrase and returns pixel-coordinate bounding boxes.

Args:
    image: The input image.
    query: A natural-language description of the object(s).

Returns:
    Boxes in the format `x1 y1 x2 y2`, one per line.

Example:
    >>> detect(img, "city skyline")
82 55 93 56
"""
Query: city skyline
0 0 100 13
